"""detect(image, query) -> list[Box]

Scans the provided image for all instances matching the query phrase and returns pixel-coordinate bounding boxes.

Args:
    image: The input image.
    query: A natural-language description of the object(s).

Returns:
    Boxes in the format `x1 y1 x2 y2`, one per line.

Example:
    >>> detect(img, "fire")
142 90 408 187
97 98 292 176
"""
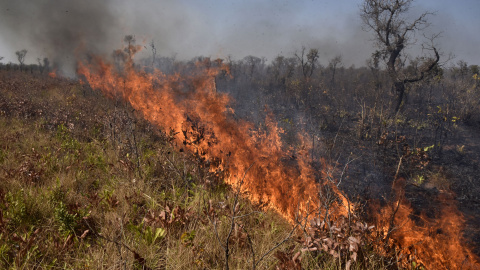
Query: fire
48 68 57 78
373 178 480 269
76 50 478 269
77 55 351 221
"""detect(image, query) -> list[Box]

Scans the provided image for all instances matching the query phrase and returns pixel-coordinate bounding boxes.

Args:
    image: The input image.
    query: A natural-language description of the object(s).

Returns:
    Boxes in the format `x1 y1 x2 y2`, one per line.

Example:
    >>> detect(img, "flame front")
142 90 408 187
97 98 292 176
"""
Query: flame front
77 54 479 269
48 68 57 78
77 56 337 220
374 178 480 269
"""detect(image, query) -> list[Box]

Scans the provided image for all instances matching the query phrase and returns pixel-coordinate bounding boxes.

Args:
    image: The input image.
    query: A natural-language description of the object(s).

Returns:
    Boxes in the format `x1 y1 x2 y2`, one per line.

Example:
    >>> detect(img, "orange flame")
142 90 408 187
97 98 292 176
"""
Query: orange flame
48 68 57 78
77 55 353 221
76 51 478 269
374 178 480 269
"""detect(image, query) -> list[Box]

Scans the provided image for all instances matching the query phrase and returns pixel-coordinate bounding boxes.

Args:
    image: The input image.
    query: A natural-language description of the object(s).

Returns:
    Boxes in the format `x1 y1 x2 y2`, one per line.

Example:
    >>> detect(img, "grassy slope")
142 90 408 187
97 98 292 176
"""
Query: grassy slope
0 71 389 269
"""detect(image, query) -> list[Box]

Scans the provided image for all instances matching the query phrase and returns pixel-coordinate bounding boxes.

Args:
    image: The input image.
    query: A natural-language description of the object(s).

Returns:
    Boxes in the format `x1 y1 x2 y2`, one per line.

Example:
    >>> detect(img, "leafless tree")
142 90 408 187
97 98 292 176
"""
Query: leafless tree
123 35 137 60
43 57 50 72
150 40 156 70
16 49 27 71
37 57 50 74
361 0 440 113
243 55 263 78
295 47 319 80
328 55 343 87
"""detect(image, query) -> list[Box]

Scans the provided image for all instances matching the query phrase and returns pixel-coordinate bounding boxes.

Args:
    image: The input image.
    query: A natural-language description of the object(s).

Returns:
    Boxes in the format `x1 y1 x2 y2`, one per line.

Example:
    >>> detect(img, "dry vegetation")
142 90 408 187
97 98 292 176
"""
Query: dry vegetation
1 1 479 269
0 71 397 269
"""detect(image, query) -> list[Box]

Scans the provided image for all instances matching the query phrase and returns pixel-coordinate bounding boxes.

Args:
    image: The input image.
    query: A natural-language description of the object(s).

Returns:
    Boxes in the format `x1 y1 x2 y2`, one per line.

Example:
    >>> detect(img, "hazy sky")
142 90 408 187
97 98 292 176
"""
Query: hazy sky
0 0 478 68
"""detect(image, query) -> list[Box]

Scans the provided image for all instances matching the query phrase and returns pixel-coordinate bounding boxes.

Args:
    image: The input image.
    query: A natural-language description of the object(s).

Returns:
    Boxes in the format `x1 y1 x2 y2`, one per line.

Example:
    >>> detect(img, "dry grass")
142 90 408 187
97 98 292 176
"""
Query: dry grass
0 71 392 269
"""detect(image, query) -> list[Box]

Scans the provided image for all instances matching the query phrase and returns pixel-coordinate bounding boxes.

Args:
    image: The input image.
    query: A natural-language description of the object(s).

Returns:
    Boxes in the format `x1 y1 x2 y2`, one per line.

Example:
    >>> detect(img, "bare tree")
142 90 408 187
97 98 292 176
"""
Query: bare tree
361 0 440 113
150 40 156 70
37 57 50 74
295 47 319 80
123 35 137 60
328 55 343 87
43 57 50 73
16 49 27 71
243 55 263 78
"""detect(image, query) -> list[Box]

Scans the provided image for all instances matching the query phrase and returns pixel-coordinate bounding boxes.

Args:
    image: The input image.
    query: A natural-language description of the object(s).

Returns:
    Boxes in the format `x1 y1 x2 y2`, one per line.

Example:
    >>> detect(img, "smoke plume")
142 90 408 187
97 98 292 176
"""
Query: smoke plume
0 0 477 73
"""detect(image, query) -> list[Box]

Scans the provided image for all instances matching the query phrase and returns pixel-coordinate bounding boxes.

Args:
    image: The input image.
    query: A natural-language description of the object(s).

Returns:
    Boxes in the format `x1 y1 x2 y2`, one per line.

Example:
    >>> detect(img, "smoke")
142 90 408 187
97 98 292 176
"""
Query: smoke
0 0 371 72
0 0 118 74
0 0 477 73
0 0 205 75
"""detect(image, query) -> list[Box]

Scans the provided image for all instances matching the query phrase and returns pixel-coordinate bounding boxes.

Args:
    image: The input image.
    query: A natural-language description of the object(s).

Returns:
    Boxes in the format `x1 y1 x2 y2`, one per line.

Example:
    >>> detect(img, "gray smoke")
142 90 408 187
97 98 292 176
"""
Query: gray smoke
0 0 372 73
0 0 477 73
0 0 124 74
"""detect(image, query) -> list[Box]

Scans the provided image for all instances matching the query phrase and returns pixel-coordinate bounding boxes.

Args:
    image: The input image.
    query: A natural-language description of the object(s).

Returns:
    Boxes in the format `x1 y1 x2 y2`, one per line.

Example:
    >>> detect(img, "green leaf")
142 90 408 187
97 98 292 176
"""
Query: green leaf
423 145 434 152
154 227 166 242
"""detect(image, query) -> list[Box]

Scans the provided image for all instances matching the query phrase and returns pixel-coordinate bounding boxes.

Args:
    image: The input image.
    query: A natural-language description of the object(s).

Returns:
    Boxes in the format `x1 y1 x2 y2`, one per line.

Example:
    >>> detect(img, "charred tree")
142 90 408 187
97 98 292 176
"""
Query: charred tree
361 0 441 114
15 49 27 72
295 47 319 80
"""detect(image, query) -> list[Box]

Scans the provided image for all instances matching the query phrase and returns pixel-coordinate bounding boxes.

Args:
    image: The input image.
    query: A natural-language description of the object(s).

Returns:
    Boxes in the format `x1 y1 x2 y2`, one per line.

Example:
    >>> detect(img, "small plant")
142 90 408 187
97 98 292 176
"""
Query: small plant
100 188 118 208
85 150 107 172
54 201 79 236
423 145 434 152
411 260 426 270
180 230 196 247
413 175 425 185
128 221 166 245
456 144 465 155
4 191 28 230
10 227 41 268
144 226 166 245
56 124 81 161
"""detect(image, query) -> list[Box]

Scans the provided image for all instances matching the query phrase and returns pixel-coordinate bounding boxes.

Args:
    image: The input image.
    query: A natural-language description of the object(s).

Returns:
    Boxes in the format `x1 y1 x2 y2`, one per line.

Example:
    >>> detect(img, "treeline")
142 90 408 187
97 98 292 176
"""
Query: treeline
0 57 51 74
138 51 479 135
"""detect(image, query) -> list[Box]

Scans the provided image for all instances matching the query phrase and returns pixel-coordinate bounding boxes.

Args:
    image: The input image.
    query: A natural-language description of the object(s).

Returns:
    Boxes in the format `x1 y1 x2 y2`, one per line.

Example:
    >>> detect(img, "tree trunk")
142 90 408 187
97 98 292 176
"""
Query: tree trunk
393 81 405 114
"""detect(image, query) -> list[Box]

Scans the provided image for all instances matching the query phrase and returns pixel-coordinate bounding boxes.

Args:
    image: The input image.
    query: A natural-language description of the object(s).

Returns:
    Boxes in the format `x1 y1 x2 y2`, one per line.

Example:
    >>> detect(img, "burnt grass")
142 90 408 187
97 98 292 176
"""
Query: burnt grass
322 116 480 256
329 107 480 258
216 62 480 258
1 68 479 268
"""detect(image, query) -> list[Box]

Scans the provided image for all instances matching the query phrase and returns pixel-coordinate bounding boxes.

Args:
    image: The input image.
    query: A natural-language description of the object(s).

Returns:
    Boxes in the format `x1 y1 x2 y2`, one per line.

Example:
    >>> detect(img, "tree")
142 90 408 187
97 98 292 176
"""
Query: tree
37 57 50 74
470 65 479 76
243 55 263 78
123 35 138 60
43 57 50 72
271 55 296 87
295 47 319 80
328 55 343 87
454 60 469 80
361 0 440 113
16 49 27 71
150 40 156 70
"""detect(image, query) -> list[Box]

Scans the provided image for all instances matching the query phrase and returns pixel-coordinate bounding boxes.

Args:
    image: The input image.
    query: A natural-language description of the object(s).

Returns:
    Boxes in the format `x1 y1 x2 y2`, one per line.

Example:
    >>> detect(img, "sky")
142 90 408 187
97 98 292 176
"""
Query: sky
0 0 478 69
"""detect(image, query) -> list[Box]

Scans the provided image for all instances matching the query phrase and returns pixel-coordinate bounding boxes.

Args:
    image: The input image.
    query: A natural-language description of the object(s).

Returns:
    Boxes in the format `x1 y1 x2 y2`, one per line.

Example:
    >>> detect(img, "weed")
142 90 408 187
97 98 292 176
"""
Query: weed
4 191 28 230
413 175 425 185
54 201 79 236
128 221 166 245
